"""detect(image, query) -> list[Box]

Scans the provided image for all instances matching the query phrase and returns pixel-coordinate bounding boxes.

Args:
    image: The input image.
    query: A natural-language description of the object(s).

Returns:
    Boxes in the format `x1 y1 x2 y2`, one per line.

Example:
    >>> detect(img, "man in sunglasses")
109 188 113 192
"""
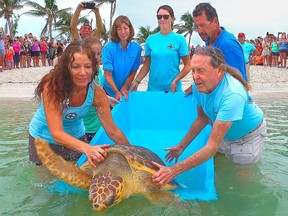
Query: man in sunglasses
193 3 247 82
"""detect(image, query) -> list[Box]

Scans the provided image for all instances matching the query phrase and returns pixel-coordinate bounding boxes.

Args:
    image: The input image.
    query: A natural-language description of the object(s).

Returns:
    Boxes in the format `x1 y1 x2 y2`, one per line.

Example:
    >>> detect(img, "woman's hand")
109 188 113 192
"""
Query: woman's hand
129 81 139 92
170 80 177 92
120 88 129 101
107 95 118 108
165 145 184 163
85 144 110 167
115 91 123 101
151 162 176 187
184 85 193 97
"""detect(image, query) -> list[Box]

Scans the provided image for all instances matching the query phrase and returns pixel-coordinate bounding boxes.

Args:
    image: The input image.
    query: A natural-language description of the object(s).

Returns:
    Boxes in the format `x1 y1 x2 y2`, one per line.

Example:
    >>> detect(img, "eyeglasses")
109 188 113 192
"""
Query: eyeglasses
156 15 170 20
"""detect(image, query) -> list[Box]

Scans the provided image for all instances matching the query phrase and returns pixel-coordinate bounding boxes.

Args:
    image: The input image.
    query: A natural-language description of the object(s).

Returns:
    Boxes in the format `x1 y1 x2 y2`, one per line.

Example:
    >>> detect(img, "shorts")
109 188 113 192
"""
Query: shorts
31 51 40 57
218 119 267 165
0 50 5 55
13 53 20 62
262 48 271 56
5 60 13 66
28 134 89 165
86 132 96 142
271 52 279 56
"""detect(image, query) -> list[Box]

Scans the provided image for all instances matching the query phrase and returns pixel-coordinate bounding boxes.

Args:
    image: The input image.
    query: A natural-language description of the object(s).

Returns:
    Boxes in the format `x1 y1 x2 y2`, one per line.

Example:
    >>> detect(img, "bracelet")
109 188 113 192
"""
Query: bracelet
135 79 141 84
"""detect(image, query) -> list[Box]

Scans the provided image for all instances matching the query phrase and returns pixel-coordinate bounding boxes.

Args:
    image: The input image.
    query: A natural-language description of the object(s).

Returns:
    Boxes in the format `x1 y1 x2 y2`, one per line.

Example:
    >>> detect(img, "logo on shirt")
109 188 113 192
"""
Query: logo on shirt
167 44 174 50
65 112 77 120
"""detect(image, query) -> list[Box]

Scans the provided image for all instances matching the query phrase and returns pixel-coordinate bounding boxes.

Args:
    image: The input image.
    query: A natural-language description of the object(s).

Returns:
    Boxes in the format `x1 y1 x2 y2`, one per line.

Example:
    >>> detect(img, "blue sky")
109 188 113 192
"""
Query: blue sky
0 0 287 46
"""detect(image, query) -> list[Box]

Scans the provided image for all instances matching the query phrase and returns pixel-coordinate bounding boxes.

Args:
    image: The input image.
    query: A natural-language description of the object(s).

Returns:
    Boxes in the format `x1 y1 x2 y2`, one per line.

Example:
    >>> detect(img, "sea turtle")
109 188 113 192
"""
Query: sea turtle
34 138 177 211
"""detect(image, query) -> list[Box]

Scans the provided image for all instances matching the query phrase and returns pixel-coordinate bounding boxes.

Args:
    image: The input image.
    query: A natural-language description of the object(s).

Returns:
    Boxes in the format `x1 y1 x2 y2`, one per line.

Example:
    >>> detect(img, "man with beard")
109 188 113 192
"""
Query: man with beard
192 3 247 82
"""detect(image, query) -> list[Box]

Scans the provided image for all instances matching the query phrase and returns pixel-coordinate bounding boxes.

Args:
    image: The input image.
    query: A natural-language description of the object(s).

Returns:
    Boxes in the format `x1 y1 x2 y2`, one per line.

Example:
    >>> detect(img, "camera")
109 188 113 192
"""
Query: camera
83 2 95 9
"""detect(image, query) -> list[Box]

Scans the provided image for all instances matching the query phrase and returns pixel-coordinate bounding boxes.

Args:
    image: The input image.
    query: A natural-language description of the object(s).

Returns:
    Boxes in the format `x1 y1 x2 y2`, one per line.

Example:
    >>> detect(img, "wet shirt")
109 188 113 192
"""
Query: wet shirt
29 83 95 145
193 73 263 140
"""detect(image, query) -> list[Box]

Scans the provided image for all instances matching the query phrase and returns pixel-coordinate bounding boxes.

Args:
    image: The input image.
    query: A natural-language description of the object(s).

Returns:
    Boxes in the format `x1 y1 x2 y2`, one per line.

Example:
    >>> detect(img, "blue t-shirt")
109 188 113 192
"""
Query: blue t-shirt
102 41 142 97
241 42 256 64
279 40 288 51
145 32 189 91
29 83 95 144
193 73 263 140
206 27 247 81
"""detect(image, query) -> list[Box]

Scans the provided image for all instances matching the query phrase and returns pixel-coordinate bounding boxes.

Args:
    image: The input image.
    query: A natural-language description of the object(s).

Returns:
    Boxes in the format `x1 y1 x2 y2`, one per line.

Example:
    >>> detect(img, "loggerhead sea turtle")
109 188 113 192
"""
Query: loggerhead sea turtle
34 138 177 211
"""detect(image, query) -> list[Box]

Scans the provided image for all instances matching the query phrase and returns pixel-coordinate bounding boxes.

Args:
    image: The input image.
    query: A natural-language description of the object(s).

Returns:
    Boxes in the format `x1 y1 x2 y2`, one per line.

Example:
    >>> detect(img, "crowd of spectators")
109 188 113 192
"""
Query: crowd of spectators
1 30 288 73
245 32 288 68
0 31 69 72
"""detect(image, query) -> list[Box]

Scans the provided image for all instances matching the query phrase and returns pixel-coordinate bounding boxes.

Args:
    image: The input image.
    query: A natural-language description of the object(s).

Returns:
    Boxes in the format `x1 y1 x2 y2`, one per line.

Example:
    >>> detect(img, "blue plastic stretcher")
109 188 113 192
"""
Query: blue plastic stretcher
77 91 216 201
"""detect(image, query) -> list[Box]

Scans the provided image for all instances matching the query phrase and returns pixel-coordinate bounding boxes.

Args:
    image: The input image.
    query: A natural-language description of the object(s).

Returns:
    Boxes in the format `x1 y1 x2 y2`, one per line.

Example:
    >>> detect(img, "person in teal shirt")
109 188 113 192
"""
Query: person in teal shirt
151 47 266 187
130 5 191 92
237 32 258 82
82 36 118 141
28 41 129 166
270 36 279 67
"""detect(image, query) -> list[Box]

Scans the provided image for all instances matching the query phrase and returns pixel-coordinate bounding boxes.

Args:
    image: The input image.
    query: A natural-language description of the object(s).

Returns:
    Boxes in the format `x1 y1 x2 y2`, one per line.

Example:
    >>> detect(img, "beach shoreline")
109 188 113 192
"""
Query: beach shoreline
0 65 287 100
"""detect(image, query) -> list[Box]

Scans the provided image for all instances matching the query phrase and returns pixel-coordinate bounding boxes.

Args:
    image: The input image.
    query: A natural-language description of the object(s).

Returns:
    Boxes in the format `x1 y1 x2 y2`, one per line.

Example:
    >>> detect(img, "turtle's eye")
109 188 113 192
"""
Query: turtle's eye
105 195 116 206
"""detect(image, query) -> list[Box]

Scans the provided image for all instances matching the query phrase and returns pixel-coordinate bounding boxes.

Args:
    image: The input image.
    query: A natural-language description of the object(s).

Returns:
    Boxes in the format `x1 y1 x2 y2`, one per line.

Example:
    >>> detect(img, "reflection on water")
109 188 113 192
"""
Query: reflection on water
0 97 288 216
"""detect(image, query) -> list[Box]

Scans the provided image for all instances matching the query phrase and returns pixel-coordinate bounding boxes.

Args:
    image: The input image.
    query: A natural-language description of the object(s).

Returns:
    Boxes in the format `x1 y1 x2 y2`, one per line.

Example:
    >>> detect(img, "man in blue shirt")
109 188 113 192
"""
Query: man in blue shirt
151 47 266 187
238 32 259 82
192 3 247 81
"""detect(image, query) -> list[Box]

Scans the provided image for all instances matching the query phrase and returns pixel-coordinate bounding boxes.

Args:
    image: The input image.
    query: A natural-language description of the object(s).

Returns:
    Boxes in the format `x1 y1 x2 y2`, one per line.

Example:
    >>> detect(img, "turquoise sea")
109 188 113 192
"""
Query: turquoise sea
0 97 287 216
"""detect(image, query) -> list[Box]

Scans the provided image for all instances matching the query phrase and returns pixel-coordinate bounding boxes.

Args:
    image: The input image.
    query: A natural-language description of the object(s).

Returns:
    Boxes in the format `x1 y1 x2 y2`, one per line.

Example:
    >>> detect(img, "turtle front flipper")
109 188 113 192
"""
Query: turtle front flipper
89 172 126 211
34 137 91 190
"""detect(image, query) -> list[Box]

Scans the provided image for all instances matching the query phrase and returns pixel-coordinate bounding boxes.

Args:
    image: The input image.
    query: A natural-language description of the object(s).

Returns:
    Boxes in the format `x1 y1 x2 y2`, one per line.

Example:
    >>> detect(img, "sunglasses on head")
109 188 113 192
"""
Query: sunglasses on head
156 15 170 20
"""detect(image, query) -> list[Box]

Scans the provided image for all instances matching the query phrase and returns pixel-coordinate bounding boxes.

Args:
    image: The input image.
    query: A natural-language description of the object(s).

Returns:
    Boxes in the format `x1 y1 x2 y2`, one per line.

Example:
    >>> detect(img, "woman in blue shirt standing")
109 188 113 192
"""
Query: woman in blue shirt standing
102 15 142 101
130 5 191 92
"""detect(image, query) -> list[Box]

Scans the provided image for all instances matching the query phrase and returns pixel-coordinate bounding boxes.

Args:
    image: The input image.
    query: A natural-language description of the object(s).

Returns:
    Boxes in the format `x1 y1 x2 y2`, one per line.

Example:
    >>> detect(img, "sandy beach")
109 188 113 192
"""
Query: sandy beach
0 65 287 100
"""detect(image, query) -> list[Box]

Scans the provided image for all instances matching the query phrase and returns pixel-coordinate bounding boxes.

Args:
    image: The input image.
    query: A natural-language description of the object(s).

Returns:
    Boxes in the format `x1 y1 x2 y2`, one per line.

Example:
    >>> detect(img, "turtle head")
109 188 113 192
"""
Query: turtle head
89 172 126 211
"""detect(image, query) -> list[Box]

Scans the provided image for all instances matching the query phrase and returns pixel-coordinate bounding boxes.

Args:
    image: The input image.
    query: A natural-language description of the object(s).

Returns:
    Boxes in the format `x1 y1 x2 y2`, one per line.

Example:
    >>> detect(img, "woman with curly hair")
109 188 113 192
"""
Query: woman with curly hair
28 41 130 167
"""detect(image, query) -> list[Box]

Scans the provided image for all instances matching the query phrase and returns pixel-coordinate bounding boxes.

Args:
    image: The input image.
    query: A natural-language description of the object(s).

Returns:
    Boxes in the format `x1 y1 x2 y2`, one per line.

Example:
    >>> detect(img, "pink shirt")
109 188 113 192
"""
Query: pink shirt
12 42 21 54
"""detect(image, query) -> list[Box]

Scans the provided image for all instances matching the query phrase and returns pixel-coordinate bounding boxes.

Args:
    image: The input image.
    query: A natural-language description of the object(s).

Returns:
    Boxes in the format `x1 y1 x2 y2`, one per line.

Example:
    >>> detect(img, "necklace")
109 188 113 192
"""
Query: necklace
72 86 86 97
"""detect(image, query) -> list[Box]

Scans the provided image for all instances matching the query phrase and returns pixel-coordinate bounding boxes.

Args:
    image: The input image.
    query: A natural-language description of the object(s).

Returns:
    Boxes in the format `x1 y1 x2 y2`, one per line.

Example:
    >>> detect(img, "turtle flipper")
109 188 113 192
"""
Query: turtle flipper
34 137 91 190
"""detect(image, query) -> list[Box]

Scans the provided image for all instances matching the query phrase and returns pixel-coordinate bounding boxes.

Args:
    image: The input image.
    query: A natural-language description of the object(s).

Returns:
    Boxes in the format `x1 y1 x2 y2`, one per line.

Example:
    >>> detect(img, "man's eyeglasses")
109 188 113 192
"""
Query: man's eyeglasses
156 15 170 20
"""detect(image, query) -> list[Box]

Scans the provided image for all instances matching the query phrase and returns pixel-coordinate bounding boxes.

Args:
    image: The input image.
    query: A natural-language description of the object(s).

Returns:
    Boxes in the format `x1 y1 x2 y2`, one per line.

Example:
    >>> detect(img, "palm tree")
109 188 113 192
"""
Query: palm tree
135 25 160 44
100 19 109 45
174 12 194 49
0 0 25 37
135 26 154 44
94 0 116 31
53 10 72 39
54 11 89 39
22 0 71 38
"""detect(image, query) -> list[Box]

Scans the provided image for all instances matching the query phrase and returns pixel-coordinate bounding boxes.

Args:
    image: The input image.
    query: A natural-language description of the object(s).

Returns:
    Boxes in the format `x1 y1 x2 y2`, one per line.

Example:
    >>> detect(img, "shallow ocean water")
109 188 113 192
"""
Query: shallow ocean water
0 97 287 216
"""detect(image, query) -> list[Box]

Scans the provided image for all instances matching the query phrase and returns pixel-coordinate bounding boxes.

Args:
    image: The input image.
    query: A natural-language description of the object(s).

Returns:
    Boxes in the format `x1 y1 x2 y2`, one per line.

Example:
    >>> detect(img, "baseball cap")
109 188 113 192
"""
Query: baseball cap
238 32 245 38
80 22 92 29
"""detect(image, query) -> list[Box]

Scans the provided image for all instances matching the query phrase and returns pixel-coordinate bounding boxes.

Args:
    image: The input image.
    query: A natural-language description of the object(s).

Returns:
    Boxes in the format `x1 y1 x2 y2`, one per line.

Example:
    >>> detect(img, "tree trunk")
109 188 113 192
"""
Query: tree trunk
188 32 192 50
49 18 53 39
6 18 13 38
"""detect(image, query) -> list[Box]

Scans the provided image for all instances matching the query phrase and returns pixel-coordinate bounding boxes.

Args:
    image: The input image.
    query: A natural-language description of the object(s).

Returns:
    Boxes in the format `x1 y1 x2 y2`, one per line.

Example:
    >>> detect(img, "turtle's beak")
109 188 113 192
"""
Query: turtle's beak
91 191 119 211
